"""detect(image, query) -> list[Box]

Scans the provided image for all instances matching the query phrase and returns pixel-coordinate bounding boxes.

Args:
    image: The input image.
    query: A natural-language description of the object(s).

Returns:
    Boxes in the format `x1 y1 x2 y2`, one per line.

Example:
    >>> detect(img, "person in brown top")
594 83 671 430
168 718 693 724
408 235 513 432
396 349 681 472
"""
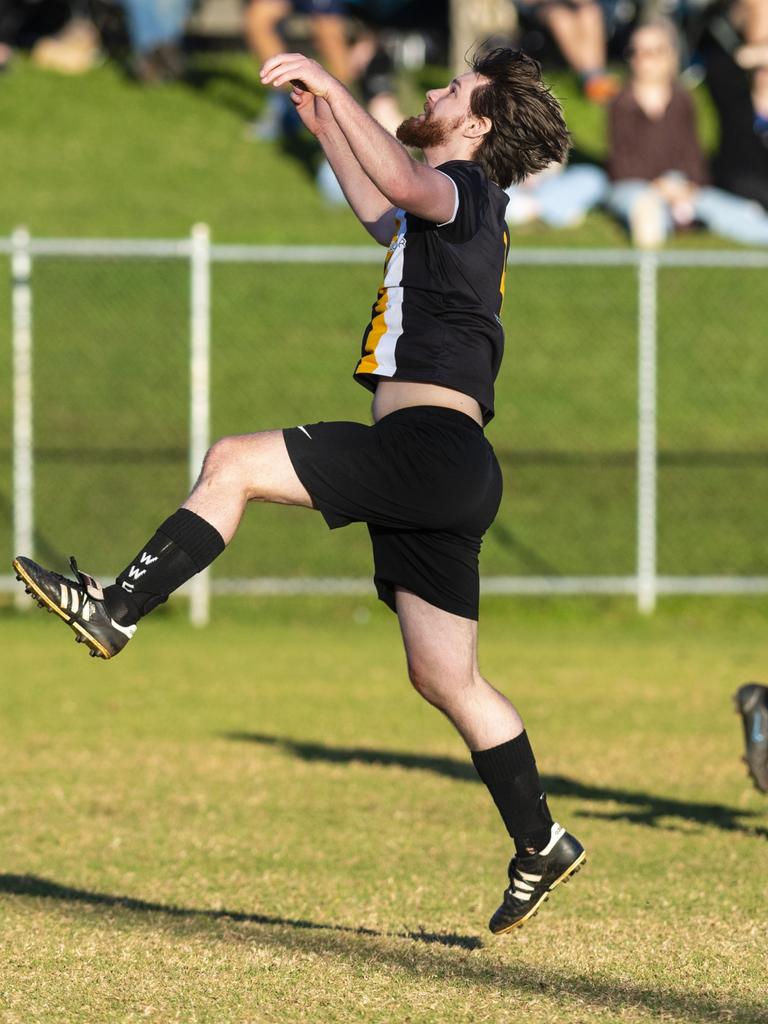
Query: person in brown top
605 16 768 247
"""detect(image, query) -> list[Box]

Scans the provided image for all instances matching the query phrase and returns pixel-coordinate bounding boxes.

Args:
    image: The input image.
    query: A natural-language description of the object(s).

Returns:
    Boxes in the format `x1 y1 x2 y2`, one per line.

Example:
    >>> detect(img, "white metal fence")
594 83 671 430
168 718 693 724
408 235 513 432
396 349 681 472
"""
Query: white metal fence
2 228 767 623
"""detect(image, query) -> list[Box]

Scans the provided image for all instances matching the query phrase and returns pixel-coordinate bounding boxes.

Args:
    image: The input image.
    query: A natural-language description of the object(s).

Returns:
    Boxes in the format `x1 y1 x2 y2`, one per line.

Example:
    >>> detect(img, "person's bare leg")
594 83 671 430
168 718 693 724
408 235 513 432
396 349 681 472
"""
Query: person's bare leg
183 430 313 544
311 13 351 84
393 587 585 933
394 587 522 749
244 0 289 61
572 0 608 74
97 429 313 628
540 2 600 76
538 0 616 101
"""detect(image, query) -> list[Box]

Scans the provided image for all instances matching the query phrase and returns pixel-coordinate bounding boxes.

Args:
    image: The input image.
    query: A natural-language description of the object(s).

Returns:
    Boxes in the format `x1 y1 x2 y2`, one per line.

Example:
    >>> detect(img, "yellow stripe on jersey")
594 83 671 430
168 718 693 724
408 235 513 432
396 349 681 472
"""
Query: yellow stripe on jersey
357 286 389 374
499 229 509 306
356 215 403 377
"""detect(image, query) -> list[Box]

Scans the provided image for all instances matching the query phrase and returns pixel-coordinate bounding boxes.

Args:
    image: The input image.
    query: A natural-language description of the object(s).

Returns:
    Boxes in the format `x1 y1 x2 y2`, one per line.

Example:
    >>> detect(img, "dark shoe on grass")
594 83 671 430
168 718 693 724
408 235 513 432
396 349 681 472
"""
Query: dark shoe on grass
734 683 768 793
489 824 586 934
12 555 135 660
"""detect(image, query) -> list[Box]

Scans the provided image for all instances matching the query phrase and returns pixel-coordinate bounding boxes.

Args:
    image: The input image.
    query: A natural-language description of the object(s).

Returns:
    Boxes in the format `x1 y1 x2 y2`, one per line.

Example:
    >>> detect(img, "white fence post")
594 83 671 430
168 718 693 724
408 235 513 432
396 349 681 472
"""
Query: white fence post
12 227 33 610
637 253 659 614
188 224 212 627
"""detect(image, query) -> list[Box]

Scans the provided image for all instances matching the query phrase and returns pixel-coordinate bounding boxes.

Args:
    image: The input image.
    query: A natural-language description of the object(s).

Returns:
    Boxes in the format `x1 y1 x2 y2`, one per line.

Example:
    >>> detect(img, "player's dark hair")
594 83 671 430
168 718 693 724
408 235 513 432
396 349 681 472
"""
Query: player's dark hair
469 48 570 188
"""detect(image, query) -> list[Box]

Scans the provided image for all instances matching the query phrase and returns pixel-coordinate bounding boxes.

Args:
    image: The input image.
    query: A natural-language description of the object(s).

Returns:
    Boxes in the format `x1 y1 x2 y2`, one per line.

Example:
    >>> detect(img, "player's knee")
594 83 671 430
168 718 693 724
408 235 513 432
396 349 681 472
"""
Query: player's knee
200 436 242 486
407 658 451 708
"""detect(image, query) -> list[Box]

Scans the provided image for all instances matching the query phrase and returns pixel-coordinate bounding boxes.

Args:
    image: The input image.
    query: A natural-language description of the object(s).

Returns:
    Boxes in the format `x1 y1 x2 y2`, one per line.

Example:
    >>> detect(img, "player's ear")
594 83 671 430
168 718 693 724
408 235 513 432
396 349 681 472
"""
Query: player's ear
464 115 492 140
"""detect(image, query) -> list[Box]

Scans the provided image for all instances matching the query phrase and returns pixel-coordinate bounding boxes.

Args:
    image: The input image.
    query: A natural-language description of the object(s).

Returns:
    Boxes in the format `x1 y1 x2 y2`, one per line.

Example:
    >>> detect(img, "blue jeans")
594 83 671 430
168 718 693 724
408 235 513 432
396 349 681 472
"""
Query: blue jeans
506 165 608 228
121 0 193 54
606 179 768 247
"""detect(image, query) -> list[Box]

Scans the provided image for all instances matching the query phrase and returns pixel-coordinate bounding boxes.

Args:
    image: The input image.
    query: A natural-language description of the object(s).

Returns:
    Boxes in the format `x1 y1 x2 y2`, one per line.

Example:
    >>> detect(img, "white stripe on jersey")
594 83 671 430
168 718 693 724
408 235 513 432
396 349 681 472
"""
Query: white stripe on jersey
375 215 407 378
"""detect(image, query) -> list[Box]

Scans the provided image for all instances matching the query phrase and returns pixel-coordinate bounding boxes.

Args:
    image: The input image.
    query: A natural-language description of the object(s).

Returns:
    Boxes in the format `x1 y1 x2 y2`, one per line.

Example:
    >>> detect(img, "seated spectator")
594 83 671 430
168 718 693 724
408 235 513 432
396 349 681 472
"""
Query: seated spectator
733 0 768 136
31 16 101 75
246 0 408 204
0 0 23 71
504 161 608 228
0 0 101 75
700 8 768 209
702 33 768 211
605 17 768 247
516 0 619 102
246 0 405 140
119 0 194 83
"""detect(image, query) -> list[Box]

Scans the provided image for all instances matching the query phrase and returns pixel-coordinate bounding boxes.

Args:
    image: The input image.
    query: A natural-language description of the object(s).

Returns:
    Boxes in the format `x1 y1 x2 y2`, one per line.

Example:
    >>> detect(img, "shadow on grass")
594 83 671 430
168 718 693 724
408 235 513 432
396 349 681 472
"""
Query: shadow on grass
182 63 321 183
183 64 263 123
0 874 478 950
1 873 762 1023
225 733 768 840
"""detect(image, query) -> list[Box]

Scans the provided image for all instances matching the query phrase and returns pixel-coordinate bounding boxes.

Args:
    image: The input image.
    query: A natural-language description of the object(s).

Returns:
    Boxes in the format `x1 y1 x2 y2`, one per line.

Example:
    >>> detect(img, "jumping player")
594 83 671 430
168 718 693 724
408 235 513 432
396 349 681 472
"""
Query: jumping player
13 47 586 933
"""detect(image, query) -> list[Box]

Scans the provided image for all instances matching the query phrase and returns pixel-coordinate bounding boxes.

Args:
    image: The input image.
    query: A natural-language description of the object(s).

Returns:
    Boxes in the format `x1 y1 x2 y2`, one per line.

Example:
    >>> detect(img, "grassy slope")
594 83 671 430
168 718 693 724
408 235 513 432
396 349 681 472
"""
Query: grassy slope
0 56 766 583
0 54 723 243
1 596 767 1023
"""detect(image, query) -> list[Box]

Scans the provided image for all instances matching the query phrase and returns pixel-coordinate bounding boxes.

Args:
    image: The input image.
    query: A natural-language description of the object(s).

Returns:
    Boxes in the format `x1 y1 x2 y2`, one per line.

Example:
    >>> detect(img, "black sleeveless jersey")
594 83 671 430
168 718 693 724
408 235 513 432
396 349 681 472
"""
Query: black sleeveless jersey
353 160 510 424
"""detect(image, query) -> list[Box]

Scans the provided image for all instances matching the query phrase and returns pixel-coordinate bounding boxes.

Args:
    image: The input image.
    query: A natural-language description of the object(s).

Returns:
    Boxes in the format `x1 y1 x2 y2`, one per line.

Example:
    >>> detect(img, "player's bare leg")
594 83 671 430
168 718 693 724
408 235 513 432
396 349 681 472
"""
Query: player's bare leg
394 587 523 748
394 587 585 933
183 430 314 543
13 429 313 658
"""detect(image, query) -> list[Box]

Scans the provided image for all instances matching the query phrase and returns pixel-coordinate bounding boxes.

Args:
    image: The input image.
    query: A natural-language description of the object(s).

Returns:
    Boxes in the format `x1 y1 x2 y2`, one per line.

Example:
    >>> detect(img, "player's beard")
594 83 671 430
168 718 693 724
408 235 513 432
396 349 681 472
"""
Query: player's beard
396 111 465 149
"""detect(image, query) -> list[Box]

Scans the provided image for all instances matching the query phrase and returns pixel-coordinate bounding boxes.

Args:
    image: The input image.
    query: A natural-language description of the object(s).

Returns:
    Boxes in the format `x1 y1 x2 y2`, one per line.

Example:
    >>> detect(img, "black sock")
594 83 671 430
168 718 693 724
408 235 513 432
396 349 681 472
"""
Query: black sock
471 731 554 856
103 509 225 626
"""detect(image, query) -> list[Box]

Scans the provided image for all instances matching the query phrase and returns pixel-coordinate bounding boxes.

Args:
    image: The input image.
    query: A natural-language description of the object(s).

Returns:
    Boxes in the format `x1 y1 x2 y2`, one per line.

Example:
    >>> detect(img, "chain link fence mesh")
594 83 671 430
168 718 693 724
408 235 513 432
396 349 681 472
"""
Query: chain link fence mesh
657 266 768 576
2 248 767 592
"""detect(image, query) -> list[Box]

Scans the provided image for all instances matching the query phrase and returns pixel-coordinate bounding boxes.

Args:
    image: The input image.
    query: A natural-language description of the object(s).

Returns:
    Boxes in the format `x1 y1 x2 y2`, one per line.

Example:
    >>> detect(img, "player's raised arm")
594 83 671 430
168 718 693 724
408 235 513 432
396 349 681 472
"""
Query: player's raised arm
285 83 398 245
260 53 462 226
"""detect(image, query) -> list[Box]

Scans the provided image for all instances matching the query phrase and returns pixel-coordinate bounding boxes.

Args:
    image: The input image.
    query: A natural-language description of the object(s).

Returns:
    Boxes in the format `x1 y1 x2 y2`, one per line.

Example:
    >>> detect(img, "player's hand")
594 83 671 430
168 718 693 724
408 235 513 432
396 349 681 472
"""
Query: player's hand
291 90 335 137
260 53 337 100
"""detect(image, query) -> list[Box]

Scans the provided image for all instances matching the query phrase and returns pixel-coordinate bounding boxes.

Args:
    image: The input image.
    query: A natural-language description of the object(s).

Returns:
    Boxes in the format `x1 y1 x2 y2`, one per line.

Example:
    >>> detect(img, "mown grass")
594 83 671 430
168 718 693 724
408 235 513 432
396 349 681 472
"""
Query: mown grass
1 595 767 1023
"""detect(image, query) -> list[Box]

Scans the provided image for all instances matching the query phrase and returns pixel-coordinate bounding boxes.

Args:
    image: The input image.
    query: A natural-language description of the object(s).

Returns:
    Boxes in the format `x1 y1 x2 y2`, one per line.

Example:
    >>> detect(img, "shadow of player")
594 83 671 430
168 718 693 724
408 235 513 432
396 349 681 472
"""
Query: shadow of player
223 732 767 840
1 872 762 1023
0 873 479 950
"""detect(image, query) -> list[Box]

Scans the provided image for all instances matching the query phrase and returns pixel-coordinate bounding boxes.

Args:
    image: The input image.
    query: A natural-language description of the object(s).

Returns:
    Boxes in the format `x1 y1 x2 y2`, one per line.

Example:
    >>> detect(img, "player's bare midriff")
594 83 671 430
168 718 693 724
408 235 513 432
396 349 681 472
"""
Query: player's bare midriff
372 381 484 427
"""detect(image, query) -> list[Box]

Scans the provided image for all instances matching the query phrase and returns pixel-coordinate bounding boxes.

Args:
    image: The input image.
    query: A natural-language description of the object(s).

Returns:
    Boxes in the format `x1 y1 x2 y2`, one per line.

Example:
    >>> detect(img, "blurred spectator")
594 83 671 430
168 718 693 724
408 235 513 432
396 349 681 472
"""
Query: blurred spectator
246 0 408 204
31 15 101 74
704 16 768 208
515 0 619 102
733 0 768 133
119 0 194 82
504 161 608 228
605 17 768 247
0 0 24 70
700 0 768 205
246 0 405 141
0 0 101 74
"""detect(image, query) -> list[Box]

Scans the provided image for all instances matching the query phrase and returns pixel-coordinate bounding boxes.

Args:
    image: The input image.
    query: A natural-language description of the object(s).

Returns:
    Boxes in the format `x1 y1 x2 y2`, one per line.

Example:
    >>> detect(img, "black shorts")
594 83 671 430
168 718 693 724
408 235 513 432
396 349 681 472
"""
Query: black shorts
283 406 503 619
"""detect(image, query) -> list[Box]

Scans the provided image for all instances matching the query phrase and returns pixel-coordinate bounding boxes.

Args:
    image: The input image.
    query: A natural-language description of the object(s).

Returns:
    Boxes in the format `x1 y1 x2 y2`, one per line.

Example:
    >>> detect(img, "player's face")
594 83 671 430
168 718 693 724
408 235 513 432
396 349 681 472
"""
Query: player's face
396 71 486 149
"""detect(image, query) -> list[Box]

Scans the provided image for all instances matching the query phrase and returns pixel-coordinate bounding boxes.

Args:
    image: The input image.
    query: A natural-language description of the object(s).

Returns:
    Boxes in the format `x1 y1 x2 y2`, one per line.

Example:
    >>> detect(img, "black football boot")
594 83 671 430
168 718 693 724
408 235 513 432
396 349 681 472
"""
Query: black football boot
12 555 136 660
733 683 768 794
489 823 586 935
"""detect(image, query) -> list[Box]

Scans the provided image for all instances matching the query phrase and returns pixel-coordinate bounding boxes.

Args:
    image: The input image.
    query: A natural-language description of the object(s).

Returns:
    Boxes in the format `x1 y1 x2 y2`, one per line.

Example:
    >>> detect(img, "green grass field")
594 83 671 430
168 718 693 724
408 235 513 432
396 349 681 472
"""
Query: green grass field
2 595 767 1023
1 49 767 1024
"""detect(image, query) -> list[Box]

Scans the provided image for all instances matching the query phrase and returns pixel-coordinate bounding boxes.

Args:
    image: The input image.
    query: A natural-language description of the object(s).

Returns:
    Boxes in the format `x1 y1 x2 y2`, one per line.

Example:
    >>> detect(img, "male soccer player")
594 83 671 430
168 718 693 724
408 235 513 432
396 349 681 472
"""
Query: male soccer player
13 47 585 933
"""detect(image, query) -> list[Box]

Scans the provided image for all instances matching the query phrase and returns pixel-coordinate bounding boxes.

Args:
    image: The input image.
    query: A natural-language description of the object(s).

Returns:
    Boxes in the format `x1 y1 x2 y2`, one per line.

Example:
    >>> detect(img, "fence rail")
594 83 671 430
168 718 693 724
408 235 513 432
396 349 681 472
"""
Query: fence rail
3 229 767 622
